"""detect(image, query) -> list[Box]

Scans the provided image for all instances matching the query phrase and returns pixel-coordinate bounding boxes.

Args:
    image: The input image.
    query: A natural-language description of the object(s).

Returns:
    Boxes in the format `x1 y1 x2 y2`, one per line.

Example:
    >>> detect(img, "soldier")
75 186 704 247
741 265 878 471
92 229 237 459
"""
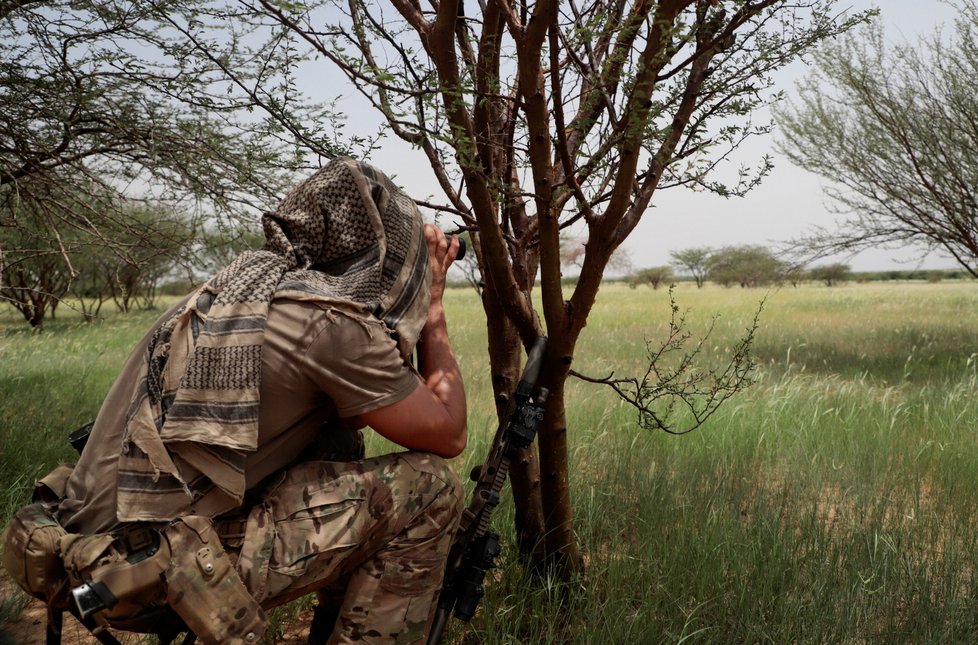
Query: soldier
50 158 467 643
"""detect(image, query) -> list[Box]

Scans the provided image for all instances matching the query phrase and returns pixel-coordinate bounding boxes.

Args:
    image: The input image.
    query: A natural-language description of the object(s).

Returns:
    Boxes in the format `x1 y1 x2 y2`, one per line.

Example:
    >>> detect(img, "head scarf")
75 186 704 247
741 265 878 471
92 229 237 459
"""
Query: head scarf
116 158 430 522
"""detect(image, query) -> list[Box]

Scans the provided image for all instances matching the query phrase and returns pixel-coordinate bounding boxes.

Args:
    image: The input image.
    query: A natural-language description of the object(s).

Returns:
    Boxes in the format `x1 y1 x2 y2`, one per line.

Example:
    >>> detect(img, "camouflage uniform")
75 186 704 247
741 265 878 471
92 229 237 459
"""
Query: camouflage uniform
236 451 463 644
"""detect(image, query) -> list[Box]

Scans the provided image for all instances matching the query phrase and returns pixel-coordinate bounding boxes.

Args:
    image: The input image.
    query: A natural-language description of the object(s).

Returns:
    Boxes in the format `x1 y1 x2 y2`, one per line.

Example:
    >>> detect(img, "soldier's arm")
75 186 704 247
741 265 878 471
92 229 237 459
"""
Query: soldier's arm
360 225 467 458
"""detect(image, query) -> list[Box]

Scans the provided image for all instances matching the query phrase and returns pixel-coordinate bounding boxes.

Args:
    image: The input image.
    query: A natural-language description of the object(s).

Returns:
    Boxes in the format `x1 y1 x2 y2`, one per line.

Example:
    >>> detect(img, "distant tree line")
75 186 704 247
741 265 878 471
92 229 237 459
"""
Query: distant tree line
624 245 972 289
10 228 965 330
627 244 852 289
851 269 970 283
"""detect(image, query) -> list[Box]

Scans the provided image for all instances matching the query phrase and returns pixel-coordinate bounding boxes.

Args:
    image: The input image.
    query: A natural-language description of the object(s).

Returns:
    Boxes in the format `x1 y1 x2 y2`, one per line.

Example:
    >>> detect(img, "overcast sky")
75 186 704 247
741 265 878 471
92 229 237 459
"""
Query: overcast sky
339 2 962 272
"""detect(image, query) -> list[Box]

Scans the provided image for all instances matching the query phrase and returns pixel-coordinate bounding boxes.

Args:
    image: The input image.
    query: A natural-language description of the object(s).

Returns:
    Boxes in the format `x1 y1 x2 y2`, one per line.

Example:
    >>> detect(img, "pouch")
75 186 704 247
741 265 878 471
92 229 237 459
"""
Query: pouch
61 529 168 623
1 502 69 605
164 515 267 644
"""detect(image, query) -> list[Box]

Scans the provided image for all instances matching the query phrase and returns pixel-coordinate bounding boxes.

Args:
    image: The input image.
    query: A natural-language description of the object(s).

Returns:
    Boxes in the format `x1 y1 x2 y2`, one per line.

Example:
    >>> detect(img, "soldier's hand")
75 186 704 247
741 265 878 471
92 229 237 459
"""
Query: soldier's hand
424 224 460 303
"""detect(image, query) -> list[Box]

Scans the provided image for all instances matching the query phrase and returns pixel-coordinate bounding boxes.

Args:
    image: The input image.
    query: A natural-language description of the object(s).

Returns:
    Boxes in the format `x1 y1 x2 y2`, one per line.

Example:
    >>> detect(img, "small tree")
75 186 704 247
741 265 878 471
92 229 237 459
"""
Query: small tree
0 221 71 328
561 233 633 277
629 266 674 290
809 263 851 287
670 247 713 288
707 245 786 288
782 263 808 287
67 245 116 321
236 0 868 580
104 207 194 312
776 3 978 276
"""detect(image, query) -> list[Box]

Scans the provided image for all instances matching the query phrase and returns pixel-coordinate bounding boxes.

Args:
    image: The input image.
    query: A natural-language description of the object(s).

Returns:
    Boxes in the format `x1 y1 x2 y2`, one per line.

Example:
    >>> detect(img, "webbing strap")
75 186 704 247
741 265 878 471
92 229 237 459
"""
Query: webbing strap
47 606 123 645
45 608 62 645
46 598 196 645
70 608 124 645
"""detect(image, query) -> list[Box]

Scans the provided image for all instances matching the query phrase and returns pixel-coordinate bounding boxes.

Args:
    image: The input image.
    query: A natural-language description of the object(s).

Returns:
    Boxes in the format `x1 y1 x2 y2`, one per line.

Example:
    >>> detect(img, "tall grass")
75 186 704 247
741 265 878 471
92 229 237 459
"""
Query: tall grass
0 307 167 520
2 282 978 643
452 282 978 644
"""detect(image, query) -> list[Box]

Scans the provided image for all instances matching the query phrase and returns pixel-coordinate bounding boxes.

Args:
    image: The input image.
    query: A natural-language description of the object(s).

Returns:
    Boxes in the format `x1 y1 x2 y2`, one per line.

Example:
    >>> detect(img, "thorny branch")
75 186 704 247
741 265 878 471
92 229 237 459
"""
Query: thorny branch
571 286 762 435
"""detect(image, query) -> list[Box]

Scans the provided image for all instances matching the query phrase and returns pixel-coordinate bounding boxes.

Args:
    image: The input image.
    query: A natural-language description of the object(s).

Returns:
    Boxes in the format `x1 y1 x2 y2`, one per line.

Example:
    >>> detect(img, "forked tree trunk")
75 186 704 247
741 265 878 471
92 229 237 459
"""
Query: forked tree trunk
482 262 547 559
481 256 587 577
255 0 850 590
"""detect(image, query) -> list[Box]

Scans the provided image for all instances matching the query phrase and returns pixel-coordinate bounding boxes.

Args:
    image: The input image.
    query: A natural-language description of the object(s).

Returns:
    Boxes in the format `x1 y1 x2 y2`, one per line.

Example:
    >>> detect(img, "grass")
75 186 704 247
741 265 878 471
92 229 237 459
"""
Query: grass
2 281 978 643
0 306 166 522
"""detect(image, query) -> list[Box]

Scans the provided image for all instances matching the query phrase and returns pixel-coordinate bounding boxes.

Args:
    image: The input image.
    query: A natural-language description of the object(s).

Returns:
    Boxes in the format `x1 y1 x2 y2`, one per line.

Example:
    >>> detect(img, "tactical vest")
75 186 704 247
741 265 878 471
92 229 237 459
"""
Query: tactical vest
2 464 267 645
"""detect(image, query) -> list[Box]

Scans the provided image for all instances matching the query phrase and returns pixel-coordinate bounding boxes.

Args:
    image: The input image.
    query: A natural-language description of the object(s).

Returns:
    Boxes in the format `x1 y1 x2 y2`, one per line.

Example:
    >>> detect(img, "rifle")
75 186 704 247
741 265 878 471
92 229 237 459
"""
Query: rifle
427 336 549 645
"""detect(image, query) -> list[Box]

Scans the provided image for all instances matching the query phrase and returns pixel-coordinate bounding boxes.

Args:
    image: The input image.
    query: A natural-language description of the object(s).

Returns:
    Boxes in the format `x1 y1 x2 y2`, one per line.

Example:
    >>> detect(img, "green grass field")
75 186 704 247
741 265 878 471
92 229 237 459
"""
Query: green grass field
2 281 978 643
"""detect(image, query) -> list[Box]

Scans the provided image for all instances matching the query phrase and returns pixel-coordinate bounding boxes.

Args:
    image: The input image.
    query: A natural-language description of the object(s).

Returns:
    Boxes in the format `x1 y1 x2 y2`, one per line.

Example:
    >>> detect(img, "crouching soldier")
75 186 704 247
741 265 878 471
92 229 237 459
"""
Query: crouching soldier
3 158 467 644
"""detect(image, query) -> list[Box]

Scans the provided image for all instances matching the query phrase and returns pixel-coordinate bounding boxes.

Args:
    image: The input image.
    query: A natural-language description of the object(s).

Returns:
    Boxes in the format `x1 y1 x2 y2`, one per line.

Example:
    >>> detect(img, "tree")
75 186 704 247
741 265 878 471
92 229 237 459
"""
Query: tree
561 232 633 277
67 247 114 321
670 247 713 288
809 262 851 287
104 208 195 312
1 0 352 310
629 266 673 290
228 0 867 580
707 245 786 288
0 217 71 328
776 3 978 278
1 194 193 325
782 263 807 287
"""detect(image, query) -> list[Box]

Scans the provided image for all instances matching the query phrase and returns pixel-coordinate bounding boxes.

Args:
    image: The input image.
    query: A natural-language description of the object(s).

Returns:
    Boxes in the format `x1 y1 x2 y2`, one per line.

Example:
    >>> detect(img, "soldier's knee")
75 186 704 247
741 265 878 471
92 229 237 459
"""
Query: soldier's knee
398 452 464 520
427 456 463 534
435 457 464 515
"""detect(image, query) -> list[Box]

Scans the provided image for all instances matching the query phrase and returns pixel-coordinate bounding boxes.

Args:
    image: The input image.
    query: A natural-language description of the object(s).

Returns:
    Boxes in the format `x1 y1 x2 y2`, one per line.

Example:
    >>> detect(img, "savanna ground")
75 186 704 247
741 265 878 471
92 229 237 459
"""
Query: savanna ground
1 280 977 643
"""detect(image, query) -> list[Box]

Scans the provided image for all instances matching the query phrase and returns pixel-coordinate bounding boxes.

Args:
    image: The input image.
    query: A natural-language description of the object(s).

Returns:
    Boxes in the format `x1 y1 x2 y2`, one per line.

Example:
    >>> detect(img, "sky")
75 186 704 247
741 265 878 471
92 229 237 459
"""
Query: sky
332 1 963 273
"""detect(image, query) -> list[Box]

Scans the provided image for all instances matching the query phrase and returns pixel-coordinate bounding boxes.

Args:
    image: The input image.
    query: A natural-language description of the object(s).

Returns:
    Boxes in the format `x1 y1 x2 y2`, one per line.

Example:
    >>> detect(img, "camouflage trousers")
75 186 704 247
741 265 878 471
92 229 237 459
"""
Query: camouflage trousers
234 451 463 644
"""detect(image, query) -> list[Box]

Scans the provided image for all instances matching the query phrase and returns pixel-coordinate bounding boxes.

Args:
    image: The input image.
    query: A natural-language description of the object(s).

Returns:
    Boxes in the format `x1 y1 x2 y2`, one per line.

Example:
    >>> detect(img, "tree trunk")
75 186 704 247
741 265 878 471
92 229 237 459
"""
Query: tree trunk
27 298 44 328
536 341 580 580
483 283 546 558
